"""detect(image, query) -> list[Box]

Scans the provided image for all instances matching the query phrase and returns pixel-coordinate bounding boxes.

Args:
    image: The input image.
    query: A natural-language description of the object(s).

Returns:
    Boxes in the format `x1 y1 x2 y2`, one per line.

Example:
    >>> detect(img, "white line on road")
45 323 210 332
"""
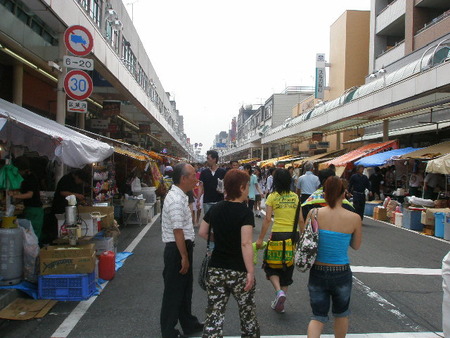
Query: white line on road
220 333 443 338
351 265 442 275
50 215 159 338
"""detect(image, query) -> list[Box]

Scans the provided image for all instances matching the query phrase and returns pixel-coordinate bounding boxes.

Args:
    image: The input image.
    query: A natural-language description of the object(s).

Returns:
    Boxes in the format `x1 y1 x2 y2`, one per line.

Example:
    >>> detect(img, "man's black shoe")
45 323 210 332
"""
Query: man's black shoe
183 322 204 335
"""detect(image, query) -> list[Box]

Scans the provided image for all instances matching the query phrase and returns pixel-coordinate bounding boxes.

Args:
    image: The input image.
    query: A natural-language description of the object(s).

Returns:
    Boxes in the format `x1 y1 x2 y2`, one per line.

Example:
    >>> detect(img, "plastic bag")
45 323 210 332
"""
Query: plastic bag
260 198 266 209
131 177 142 193
18 219 39 283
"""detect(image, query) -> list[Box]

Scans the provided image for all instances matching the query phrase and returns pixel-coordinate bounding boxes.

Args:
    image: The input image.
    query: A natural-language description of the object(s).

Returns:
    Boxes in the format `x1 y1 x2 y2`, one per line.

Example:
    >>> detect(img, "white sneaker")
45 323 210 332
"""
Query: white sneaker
271 290 286 313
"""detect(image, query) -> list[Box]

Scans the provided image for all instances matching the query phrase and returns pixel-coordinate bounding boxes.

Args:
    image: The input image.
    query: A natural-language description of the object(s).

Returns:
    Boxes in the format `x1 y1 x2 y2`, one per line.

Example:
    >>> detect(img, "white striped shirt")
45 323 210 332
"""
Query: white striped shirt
161 185 195 243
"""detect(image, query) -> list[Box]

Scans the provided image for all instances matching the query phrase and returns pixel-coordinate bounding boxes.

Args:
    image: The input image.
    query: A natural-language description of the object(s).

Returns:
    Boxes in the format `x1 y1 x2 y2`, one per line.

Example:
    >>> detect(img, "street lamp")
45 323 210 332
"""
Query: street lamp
126 0 140 22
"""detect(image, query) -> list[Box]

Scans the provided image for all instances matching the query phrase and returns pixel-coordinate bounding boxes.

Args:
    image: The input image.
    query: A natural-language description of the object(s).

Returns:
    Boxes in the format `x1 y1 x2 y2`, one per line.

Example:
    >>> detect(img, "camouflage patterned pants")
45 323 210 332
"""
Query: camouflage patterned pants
202 267 260 338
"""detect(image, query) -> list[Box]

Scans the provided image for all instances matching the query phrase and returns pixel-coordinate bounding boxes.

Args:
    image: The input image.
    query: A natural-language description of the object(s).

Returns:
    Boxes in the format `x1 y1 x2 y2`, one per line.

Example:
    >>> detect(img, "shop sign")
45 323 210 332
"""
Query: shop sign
107 123 119 133
67 100 88 113
315 53 326 100
102 101 121 117
139 124 151 133
90 119 109 130
317 142 330 148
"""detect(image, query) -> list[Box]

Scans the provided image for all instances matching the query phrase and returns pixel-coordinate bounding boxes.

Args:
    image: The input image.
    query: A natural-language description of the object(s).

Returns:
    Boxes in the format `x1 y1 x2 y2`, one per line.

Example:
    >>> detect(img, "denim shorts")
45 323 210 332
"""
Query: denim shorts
307 265 352 323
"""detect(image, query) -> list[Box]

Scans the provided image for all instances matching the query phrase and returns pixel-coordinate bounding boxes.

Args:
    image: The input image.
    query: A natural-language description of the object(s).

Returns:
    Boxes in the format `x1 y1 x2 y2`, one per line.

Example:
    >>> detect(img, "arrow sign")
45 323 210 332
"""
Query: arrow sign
64 70 93 101
64 25 94 56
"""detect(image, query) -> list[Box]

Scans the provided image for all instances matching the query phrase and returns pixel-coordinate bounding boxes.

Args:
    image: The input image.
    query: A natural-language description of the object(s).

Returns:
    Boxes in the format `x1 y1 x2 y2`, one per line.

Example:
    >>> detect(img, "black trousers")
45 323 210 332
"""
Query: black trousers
352 192 366 220
160 240 199 338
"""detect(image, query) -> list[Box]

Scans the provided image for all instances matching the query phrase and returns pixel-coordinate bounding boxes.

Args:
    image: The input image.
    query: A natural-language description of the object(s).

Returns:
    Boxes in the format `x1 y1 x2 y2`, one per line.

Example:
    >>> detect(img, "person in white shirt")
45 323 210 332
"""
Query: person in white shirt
160 163 204 338
443 251 450 337
296 161 320 204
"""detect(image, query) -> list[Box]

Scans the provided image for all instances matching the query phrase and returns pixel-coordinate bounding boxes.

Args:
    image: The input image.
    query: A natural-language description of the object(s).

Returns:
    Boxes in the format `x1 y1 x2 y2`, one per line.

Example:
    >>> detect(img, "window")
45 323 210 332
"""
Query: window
89 0 101 27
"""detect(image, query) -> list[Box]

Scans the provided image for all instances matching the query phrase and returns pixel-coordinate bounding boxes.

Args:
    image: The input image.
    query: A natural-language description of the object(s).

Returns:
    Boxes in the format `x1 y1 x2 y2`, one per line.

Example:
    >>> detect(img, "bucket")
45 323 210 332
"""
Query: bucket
445 213 450 241
1 216 17 228
435 212 445 238
141 187 156 203
0 227 23 285
99 250 115 280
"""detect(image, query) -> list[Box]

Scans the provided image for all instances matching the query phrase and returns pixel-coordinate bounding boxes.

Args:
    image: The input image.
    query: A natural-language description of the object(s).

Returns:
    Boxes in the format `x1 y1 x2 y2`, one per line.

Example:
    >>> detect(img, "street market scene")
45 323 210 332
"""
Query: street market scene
0 0 450 337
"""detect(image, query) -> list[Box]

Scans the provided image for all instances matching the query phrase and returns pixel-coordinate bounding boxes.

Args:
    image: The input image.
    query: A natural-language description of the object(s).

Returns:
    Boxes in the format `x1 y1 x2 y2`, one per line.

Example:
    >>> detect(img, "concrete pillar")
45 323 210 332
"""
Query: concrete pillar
383 119 389 142
268 146 272 159
12 63 23 106
261 145 264 161
336 131 341 150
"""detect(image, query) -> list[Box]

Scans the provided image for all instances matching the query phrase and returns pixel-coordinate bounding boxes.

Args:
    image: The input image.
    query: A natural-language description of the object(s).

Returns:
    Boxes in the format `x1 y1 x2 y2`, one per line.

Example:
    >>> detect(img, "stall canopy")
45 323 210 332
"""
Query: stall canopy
398 141 450 160
259 155 294 168
426 153 450 174
354 147 421 167
0 98 114 168
293 149 347 167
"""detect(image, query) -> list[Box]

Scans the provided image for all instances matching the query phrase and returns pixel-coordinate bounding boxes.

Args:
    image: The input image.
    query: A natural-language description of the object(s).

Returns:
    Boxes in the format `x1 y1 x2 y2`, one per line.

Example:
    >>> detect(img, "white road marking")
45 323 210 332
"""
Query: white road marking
220 334 443 338
50 215 159 338
352 276 422 332
351 266 442 275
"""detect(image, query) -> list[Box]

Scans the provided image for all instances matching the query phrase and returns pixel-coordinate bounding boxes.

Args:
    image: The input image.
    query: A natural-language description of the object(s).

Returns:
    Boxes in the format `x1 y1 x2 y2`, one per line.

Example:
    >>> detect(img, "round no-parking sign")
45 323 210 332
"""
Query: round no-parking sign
64 25 94 56
64 70 93 101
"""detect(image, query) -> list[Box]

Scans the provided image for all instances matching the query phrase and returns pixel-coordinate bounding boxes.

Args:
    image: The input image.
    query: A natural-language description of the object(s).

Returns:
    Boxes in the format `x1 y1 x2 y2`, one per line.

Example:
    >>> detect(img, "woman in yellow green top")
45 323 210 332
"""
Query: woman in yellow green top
256 168 300 314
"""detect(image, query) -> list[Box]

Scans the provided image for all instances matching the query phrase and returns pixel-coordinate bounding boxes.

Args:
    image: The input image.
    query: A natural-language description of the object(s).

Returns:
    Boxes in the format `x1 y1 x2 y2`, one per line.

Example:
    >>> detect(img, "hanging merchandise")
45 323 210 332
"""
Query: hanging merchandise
92 161 118 203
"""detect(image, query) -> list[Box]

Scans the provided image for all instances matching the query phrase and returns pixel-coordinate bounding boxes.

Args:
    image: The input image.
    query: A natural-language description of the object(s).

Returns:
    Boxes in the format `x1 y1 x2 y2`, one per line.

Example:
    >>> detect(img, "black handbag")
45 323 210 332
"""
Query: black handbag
198 222 212 291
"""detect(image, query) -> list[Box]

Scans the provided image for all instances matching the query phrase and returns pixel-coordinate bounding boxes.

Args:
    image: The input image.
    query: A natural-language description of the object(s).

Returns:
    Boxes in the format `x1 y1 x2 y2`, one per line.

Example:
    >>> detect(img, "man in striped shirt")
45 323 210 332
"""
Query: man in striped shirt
160 163 204 338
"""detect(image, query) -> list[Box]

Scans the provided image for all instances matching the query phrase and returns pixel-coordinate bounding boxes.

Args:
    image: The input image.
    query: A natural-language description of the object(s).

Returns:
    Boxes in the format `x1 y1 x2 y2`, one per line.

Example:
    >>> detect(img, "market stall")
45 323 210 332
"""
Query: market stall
320 140 399 178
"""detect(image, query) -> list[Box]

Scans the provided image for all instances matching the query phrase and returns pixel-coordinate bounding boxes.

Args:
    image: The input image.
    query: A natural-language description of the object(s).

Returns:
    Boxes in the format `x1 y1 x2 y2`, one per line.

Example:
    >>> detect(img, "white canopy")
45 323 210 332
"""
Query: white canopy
0 98 114 168
426 153 450 175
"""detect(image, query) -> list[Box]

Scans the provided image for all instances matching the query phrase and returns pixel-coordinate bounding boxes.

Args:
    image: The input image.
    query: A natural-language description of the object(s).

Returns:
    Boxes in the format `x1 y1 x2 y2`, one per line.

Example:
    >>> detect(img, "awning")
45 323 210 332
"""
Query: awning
354 147 421 167
114 147 149 162
258 155 294 168
239 158 260 164
293 149 347 166
0 98 114 168
344 122 450 144
322 140 398 167
426 153 450 175
399 141 450 160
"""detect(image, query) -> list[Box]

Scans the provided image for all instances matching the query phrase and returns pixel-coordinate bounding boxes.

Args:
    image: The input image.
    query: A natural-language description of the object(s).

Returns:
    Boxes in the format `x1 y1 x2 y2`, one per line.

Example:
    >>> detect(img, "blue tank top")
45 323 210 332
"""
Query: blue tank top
316 229 352 264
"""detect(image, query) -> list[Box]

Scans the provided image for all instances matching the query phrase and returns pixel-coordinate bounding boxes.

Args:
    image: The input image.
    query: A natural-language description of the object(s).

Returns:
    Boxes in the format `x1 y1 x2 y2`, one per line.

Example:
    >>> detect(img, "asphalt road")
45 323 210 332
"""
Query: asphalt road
1 213 449 338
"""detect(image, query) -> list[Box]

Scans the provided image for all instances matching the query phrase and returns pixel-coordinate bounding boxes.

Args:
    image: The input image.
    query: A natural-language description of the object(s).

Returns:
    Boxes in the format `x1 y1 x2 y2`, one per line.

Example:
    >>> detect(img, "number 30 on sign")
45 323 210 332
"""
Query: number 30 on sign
64 70 93 101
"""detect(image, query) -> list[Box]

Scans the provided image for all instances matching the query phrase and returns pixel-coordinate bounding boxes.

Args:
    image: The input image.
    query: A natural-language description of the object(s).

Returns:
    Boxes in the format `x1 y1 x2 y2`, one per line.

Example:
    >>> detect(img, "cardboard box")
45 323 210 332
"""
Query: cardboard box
373 206 387 221
92 236 115 256
78 206 115 228
421 208 450 226
39 244 96 275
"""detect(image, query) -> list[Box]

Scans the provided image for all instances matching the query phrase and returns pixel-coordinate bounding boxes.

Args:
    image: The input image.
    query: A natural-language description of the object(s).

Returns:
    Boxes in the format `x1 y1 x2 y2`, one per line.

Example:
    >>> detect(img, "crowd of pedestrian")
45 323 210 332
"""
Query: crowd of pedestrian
159 153 448 338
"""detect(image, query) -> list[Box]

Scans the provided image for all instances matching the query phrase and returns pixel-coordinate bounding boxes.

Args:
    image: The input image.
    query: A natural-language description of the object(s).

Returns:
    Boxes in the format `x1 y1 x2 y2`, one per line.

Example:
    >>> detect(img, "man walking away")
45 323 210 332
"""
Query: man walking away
199 150 226 215
349 165 371 220
160 163 204 338
296 161 320 204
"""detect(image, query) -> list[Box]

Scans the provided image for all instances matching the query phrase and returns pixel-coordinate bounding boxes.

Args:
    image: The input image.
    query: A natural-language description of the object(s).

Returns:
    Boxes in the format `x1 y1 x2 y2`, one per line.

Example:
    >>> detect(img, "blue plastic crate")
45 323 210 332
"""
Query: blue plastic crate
38 271 96 301
402 208 424 231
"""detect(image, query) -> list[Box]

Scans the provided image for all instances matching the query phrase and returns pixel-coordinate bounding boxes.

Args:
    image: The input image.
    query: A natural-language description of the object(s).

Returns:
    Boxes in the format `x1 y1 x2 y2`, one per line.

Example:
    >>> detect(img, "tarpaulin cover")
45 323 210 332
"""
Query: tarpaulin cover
399 141 450 160
0 98 114 168
354 147 421 167
426 153 450 175
323 140 398 167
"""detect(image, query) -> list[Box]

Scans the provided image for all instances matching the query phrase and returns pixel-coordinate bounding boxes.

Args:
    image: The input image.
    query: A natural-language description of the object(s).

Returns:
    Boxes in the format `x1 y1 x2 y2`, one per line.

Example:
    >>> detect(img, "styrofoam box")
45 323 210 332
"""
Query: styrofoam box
92 236 114 256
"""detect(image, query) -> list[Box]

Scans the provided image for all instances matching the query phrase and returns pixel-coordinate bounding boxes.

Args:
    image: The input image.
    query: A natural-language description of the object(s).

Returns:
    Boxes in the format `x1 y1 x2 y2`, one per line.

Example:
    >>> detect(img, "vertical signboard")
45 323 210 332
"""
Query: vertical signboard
315 53 326 100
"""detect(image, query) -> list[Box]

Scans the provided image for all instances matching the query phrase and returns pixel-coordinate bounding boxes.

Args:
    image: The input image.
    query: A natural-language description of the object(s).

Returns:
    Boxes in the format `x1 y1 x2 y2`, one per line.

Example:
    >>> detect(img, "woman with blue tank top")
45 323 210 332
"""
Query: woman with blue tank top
305 176 362 338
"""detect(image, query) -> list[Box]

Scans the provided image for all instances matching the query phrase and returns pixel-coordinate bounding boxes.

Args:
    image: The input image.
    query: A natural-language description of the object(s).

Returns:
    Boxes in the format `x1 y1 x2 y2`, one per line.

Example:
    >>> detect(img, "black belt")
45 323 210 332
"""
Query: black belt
165 240 194 248
312 264 350 272
353 191 365 195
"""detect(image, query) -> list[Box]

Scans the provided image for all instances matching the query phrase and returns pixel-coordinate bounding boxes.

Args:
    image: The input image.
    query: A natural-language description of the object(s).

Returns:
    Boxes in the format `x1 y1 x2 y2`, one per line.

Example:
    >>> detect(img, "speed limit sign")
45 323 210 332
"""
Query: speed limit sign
64 70 93 101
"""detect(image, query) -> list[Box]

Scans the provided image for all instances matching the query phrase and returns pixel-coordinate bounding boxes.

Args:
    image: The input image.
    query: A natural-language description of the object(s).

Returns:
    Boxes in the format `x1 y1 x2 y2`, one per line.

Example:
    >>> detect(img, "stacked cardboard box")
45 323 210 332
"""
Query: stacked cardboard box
373 206 388 221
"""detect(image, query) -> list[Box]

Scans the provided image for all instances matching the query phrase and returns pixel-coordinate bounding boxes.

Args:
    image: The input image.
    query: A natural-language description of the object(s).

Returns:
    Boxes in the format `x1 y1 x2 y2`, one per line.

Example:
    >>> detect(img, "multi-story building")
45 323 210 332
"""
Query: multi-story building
223 2 450 163
0 0 195 159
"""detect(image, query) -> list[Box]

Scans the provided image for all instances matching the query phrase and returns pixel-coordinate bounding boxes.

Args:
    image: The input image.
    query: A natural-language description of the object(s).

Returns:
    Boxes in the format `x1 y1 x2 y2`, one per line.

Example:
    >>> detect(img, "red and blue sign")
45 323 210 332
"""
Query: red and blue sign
64 25 94 56
64 70 93 101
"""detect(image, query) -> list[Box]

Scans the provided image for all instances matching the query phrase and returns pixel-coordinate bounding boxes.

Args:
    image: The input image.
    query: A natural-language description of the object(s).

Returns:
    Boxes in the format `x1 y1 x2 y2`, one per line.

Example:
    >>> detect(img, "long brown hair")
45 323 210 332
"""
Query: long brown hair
323 176 346 208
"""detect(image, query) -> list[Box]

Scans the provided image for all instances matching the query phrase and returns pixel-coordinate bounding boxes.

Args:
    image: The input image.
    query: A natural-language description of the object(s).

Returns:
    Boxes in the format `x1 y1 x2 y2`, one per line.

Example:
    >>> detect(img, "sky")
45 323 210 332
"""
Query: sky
125 0 371 155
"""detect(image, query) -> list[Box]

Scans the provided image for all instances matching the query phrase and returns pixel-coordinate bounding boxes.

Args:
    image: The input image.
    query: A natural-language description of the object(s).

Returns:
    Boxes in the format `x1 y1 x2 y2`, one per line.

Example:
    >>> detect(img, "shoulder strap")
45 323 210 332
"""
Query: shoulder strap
292 201 301 236
206 222 212 250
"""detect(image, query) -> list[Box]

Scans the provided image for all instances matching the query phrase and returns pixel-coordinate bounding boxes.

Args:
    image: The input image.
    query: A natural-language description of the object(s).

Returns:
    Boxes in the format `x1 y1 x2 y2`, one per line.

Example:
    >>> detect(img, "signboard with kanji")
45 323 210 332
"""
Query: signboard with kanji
67 100 88 113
